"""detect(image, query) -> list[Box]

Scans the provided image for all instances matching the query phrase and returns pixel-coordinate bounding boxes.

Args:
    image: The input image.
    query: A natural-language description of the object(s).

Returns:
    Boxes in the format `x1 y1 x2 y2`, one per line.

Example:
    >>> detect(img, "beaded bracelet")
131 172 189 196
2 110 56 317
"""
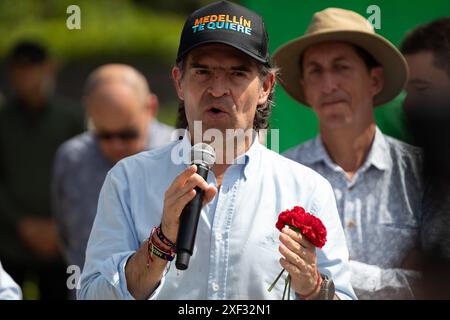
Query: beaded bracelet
156 224 175 248
146 227 175 266
150 241 175 262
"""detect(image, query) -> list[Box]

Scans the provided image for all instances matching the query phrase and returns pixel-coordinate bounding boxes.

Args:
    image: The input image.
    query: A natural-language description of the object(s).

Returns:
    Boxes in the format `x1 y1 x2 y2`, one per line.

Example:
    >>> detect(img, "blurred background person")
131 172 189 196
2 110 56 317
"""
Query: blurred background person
52 64 173 298
0 41 84 300
0 89 4 109
0 260 22 300
401 17 450 299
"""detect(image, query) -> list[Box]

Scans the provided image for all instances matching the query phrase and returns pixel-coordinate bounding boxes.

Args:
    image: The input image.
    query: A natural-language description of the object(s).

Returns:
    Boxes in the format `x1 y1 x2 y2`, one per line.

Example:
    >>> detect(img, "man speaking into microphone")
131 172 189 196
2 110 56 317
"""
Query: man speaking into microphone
78 1 355 300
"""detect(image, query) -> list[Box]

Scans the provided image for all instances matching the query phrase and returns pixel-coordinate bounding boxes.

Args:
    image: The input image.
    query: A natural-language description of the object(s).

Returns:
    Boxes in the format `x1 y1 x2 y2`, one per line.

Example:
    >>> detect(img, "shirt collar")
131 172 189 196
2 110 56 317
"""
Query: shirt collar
236 132 261 181
304 126 391 172
363 126 392 171
301 135 339 170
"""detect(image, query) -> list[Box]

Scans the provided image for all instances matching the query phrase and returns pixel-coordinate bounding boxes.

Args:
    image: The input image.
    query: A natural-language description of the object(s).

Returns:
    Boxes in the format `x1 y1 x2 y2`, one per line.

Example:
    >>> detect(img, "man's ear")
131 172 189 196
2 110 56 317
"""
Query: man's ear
257 71 275 105
370 66 384 98
172 66 184 101
144 93 159 118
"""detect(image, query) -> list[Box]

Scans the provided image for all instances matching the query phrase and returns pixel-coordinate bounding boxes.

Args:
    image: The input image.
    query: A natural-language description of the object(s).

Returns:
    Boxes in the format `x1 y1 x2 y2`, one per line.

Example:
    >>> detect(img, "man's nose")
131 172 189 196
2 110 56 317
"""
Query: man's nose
107 138 128 151
207 71 230 97
320 72 339 94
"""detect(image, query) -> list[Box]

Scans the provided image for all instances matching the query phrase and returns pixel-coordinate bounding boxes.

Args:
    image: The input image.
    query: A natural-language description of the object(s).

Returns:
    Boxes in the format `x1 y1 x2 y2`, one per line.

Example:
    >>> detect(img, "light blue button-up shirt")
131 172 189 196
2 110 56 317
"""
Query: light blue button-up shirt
78 133 356 300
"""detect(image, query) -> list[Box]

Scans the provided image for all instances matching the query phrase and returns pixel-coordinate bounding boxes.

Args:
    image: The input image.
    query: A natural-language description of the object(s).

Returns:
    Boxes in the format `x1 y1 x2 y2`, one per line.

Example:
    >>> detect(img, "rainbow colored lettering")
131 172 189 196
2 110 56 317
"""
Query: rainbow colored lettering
192 14 252 35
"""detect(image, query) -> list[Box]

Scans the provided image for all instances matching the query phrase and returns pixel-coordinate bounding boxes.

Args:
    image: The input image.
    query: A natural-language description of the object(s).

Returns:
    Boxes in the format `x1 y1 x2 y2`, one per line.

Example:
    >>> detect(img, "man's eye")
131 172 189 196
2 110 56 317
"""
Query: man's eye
307 68 320 75
231 71 246 77
414 86 429 92
195 69 211 75
336 64 349 71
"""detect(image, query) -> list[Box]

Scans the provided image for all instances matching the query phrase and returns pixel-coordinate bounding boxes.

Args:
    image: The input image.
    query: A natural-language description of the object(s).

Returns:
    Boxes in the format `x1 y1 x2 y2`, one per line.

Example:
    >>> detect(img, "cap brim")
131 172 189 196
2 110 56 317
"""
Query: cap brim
272 30 408 107
177 38 269 66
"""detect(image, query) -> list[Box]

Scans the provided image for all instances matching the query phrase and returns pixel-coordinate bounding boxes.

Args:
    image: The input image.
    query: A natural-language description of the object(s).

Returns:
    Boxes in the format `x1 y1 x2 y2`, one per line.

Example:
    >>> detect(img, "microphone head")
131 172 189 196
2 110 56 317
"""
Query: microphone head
191 143 216 169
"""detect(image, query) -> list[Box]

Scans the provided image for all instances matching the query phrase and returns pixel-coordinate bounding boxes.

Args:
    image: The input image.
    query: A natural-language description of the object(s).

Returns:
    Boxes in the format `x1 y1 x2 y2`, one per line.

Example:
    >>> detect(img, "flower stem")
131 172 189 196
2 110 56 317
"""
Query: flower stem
287 274 291 300
268 268 285 292
282 275 289 300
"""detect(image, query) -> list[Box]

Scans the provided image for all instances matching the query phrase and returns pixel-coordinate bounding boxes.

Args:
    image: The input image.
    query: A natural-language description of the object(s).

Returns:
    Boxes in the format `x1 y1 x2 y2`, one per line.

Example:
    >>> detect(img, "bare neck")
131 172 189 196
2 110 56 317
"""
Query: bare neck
320 123 376 180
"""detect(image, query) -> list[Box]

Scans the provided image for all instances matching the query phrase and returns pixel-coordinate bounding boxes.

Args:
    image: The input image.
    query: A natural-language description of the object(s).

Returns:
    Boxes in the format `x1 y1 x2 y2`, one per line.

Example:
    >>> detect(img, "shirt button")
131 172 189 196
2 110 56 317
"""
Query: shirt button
212 282 220 291
216 232 223 241
347 220 356 229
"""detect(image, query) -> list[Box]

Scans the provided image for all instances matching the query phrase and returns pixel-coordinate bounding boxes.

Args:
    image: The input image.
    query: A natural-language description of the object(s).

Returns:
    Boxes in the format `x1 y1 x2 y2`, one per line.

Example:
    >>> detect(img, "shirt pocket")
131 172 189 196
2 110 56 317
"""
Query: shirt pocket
375 220 419 267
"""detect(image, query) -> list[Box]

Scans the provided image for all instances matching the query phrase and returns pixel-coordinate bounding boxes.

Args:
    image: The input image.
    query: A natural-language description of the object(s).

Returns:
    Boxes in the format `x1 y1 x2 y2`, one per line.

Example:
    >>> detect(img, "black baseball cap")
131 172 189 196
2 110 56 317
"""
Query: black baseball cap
176 0 270 65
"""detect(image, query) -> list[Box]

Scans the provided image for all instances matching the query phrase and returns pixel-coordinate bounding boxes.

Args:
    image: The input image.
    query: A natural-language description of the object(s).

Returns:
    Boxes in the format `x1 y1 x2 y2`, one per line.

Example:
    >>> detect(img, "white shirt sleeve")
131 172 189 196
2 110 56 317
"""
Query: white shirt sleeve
0 261 22 300
77 166 140 300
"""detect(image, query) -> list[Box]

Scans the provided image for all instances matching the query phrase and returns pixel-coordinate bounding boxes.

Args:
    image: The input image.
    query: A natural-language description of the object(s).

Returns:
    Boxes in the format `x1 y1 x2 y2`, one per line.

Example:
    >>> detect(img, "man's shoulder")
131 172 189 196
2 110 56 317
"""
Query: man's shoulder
282 137 318 163
153 120 174 135
115 140 179 172
384 134 423 162
56 132 96 162
149 120 176 148
262 144 330 187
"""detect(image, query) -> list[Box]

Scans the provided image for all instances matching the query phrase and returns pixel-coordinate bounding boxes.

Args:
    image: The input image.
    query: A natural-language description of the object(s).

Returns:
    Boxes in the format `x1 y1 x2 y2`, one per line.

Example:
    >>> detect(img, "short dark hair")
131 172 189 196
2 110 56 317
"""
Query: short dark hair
8 41 49 66
174 58 277 131
299 42 380 77
400 18 450 77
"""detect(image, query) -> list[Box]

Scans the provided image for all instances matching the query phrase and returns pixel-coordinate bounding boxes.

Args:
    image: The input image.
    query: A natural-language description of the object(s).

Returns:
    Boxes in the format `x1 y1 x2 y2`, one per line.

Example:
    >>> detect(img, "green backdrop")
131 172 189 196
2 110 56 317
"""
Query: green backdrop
244 0 450 152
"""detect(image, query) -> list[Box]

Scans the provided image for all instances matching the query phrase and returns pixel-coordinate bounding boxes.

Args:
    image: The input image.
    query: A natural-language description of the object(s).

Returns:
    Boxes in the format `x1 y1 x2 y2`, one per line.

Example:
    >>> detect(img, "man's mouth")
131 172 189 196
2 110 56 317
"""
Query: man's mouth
209 107 223 114
205 106 229 119
321 100 346 107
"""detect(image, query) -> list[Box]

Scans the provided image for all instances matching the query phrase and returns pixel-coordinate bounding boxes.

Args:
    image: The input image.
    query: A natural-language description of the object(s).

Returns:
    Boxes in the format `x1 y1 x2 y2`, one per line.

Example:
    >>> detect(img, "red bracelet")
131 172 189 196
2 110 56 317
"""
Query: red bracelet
296 270 322 300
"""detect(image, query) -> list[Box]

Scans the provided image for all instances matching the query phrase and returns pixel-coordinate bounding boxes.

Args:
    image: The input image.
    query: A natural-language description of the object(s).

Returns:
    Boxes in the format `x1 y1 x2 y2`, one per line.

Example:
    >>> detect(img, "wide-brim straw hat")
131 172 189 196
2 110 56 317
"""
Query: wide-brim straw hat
272 7 408 107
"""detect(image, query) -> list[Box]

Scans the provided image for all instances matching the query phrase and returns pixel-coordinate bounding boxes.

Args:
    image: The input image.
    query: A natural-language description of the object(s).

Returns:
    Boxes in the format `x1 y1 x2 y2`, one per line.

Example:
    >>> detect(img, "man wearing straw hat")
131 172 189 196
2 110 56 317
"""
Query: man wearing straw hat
274 8 424 299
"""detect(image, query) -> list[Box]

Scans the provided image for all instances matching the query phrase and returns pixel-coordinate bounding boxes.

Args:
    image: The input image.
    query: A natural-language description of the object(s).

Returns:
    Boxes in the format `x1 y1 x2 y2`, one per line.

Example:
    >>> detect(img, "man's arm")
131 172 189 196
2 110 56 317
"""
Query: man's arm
279 177 356 300
349 260 421 299
78 164 216 300
124 164 217 299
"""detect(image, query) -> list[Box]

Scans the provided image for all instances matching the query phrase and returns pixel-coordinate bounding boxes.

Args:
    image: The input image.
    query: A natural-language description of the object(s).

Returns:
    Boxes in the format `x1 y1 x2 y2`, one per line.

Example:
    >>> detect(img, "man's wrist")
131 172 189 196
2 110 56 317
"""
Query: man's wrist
296 270 322 300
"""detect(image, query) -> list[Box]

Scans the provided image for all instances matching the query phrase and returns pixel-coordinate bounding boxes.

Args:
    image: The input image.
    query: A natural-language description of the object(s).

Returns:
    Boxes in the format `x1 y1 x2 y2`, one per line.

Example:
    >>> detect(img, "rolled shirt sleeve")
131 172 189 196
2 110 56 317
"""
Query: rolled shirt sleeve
313 178 356 300
78 166 141 300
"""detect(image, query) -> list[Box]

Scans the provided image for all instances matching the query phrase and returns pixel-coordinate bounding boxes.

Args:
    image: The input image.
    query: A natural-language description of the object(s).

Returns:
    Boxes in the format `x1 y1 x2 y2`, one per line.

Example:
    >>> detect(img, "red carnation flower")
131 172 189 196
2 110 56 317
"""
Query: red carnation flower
269 206 328 299
275 206 327 248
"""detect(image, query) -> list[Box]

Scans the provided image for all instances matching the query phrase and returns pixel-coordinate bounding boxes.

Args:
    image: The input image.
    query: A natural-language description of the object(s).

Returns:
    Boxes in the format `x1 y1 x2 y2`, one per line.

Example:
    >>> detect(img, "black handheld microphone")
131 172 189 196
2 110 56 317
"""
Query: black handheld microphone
176 143 216 270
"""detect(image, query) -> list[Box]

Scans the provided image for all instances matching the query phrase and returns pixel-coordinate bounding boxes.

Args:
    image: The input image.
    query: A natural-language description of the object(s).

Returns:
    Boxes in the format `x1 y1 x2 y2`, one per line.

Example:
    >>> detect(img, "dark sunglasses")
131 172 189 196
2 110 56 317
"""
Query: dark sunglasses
95 128 140 141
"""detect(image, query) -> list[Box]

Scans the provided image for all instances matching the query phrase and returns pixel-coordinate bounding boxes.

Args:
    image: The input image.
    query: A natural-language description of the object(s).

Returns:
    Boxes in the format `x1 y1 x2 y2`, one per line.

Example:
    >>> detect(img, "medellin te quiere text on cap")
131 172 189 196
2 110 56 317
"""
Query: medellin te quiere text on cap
192 14 253 35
